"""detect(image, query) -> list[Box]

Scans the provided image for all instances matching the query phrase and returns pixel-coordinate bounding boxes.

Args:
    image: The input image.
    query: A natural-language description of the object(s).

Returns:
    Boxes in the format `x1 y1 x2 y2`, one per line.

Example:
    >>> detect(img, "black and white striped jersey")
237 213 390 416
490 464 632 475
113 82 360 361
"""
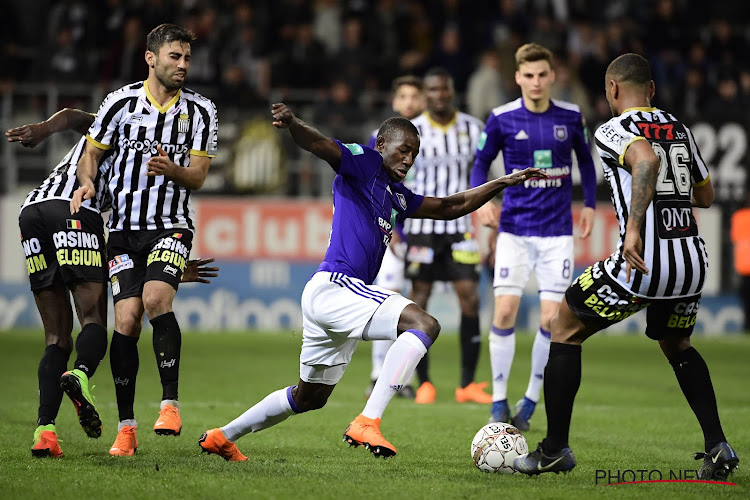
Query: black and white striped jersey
594 107 710 298
404 111 484 235
86 81 218 231
21 135 113 214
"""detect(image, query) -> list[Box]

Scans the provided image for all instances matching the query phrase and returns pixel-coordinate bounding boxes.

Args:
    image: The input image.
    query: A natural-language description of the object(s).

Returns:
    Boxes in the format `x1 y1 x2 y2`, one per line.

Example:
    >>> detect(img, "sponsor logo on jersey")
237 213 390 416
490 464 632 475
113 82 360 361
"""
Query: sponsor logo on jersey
129 114 143 125
111 276 120 295
554 125 568 141
600 123 624 146
163 265 179 277
478 131 487 150
533 149 553 168
109 254 134 275
120 137 188 155
656 200 698 239
344 143 364 155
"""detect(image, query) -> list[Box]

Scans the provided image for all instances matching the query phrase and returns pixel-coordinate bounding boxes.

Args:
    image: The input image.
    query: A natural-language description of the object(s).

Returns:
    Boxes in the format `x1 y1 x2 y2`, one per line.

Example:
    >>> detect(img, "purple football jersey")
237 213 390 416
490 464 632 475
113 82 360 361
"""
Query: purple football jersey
317 140 424 284
470 98 596 236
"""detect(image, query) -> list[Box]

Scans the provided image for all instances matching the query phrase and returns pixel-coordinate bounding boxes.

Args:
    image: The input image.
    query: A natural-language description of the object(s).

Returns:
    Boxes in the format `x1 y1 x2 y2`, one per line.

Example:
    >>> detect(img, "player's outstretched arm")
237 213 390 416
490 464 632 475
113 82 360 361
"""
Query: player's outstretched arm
6 108 94 148
271 102 341 168
413 168 547 220
71 141 105 214
622 139 659 281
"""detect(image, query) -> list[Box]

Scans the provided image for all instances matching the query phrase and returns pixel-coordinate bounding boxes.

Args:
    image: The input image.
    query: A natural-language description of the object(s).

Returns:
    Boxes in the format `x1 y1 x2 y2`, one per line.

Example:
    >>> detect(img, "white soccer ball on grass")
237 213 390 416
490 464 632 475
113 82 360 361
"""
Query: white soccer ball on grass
470 422 529 474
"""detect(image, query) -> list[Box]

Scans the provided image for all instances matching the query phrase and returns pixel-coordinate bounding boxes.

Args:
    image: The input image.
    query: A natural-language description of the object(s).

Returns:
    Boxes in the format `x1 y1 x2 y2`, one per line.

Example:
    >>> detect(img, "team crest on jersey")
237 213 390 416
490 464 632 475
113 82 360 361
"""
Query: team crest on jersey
396 193 407 210
129 115 143 125
178 114 189 134
554 125 568 142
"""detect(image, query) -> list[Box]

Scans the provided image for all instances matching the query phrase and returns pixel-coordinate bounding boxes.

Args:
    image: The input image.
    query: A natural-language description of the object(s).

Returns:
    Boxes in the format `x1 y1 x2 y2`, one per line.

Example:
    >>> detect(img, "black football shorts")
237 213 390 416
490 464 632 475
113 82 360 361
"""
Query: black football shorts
107 229 193 303
566 261 702 340
19 200 107 291
405 232 480 282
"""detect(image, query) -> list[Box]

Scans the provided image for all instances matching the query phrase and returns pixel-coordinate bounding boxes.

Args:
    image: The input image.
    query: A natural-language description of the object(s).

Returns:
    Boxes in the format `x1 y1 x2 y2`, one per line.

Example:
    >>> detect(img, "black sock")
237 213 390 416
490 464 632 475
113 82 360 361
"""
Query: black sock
669 347 726 452
459 314 481 387
38 344 70 426
150 312 182 401
416 354 430 384
73 323 108 378
542 342 582 454
110 331 139 421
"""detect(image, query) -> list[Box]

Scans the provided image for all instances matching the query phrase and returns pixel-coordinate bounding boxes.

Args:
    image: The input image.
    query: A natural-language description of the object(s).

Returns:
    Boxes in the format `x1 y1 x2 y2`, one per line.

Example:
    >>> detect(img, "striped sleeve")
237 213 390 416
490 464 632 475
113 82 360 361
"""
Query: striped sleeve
685 125 710 186
87 90 132 150
189 97 218 158
594 118 645 166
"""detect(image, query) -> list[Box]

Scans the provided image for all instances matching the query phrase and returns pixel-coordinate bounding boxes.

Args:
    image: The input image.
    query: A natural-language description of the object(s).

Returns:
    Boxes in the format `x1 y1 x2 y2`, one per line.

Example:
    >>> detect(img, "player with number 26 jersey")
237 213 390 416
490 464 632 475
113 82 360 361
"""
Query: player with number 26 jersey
594 107 710 298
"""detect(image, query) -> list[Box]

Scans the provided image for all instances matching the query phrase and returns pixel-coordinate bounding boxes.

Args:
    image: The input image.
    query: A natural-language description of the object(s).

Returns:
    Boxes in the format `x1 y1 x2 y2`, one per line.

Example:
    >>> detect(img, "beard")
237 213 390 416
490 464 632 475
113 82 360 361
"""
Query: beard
155 66 185 91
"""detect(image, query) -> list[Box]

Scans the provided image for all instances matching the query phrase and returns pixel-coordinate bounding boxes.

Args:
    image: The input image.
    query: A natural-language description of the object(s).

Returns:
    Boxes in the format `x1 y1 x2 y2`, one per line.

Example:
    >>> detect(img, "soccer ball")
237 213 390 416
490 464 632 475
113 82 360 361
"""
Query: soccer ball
470 422 529 474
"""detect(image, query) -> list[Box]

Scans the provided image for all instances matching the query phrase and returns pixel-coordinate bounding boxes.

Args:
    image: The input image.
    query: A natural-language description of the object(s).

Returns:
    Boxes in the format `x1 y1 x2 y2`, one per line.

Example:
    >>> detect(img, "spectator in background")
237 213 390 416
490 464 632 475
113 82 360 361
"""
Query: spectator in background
313 79 361 144
42 27 88 83
466 49 506 121
182 7 221 86
429 24 472 92
273 15 328 90
335 16 376 91
703 69 747 125
730 194 750 333
550 59 592 121
102 16 147 84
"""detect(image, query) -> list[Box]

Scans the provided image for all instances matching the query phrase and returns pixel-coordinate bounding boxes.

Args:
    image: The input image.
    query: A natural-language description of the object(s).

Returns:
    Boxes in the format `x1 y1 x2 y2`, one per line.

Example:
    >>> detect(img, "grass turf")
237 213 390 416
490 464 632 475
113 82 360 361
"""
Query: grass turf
0 330 747 499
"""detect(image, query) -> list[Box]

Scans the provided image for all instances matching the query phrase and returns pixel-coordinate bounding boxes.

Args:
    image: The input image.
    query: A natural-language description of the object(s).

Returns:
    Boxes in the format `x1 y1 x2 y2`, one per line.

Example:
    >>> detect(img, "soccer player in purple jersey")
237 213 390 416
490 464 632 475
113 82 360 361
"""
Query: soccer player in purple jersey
198 103 546 461
365 75 424 400
470 44 598 429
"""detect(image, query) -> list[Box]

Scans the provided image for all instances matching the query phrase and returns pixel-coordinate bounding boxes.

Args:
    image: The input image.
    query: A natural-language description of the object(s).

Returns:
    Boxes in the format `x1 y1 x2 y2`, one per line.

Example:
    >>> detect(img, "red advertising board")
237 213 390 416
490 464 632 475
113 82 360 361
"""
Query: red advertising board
193 197 623 265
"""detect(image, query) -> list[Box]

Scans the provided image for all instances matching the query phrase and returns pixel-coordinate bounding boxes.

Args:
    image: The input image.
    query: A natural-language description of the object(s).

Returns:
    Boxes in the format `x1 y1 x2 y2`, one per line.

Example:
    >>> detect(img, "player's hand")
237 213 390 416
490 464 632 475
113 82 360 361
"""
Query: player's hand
181 258 219 284
5 122 50 148
146 145 178 177
70 183 96 214
622 229 648 282
271 103 295 128
476 202 499 228
498 167 548 188
578 206 595 239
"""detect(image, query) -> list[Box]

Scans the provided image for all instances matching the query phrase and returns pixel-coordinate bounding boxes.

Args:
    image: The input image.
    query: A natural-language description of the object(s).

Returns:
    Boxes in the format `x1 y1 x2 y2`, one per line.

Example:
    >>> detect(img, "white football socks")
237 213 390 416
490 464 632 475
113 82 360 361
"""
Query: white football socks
362 330 431 419
221 386 297 442
118 419 137 431
370 339 395 380
524 328 551 402
489 326 515 401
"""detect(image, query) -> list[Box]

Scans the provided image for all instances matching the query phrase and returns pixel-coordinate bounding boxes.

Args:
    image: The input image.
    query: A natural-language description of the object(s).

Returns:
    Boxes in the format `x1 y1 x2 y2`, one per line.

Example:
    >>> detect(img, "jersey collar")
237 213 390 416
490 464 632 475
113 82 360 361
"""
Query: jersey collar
622 106 657 113
143 80 182 114
423 110 457 132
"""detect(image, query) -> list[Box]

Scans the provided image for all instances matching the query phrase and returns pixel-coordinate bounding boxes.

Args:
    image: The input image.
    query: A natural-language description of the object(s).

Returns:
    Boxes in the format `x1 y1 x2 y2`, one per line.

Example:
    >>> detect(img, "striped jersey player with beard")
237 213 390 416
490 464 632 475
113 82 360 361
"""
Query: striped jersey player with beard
515 53 738 481
72 24 217 457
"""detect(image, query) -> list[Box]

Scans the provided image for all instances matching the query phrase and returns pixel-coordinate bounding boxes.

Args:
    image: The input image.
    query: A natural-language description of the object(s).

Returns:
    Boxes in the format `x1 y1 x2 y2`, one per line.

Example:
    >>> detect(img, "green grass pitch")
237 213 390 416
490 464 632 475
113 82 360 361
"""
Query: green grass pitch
0 330 747 499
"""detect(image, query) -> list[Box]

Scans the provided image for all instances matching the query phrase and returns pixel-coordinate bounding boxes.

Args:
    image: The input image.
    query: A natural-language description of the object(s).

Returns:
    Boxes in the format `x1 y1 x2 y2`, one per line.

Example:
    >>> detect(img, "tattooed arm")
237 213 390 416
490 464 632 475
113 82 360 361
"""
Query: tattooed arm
622 139 660 282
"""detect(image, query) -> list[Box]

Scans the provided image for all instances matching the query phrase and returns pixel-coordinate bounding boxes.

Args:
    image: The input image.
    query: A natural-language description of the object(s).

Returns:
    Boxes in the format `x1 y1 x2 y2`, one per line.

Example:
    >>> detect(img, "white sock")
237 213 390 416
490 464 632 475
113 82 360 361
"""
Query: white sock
489 326 515 401
221 386 298 442
118 419 137 431
362 330 431 419
160 399 179 411
370 340 394 380
524 328 551 402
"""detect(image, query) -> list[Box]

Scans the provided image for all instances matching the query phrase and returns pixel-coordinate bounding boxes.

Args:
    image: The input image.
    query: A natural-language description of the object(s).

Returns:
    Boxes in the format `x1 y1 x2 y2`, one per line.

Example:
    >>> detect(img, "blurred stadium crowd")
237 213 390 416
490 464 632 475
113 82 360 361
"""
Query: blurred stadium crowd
1 0 749 196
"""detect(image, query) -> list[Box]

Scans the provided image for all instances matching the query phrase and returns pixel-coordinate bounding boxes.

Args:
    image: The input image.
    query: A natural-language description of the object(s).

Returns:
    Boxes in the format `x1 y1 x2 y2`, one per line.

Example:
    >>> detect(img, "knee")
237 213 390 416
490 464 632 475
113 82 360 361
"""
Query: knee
115 310 142 338
494 301 516 324
413 313 441 341
45 334 73 354
459 291 480 315
143 290 171 319
659 337 691 362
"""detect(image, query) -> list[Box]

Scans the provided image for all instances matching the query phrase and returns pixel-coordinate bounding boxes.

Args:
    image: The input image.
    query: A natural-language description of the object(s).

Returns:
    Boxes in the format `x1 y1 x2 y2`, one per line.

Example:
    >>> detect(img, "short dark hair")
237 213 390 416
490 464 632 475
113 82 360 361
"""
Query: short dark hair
606 53 652 86
392 75 422 93
146 24 195 54
423 67 453 81
376 116 419 144
515 43 553 68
